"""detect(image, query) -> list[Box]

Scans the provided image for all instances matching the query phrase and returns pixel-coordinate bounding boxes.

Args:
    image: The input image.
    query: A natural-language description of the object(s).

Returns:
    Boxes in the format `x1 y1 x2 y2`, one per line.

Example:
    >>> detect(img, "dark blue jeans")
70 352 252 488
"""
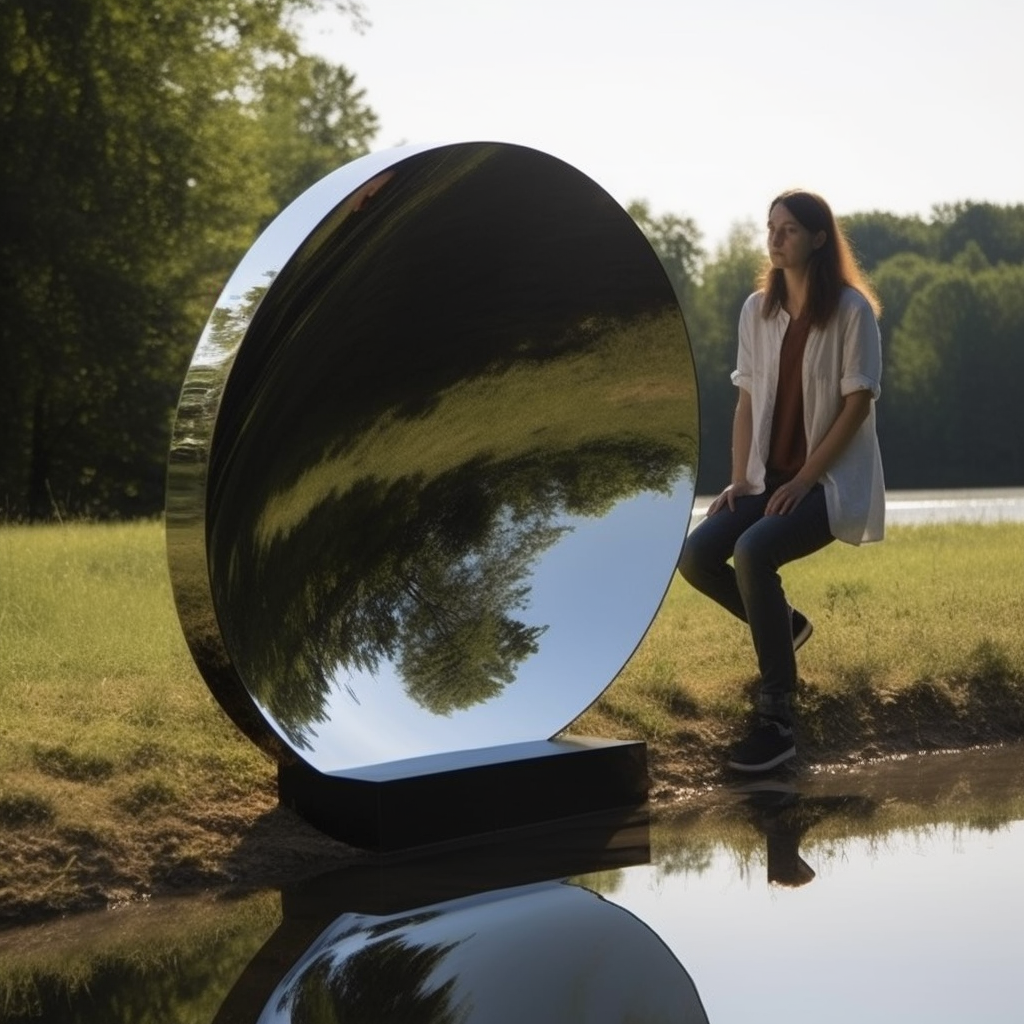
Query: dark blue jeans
678 484 834 724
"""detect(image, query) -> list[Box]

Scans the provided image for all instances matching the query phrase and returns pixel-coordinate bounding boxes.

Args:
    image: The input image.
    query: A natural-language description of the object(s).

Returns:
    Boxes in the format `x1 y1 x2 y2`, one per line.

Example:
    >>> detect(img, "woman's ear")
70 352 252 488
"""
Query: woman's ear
812 230 827 250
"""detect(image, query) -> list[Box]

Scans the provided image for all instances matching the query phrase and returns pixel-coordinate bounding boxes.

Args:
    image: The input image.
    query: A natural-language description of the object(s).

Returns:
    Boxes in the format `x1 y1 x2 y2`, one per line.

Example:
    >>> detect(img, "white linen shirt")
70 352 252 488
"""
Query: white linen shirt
731 286 885 544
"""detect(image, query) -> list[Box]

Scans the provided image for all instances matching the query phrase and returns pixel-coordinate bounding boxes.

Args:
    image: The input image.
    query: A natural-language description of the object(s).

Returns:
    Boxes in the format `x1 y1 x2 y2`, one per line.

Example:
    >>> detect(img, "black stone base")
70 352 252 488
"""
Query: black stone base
277 737 649 853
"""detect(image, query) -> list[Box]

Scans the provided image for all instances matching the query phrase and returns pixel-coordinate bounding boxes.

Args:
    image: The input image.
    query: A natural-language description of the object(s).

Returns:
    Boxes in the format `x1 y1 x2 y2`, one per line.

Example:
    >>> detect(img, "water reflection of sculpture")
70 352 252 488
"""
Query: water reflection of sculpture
258 883 709 1024
271 910 465 1023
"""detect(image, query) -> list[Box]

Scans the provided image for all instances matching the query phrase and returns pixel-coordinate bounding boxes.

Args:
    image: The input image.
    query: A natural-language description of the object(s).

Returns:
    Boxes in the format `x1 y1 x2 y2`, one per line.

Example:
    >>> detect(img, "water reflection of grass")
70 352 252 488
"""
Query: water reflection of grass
581 746 1024 898
0 891 278 1021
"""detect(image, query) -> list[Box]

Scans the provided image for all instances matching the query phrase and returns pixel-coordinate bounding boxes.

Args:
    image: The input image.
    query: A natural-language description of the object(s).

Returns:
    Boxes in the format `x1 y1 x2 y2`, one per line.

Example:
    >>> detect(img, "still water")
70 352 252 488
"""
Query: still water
2 743 1023 1023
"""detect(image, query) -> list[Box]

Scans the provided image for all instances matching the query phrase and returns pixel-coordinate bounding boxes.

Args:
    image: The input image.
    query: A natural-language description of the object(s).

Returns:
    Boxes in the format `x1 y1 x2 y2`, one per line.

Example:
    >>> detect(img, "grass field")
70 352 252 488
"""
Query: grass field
1 517 1023 921
0 520 269 818
576 518 1024 774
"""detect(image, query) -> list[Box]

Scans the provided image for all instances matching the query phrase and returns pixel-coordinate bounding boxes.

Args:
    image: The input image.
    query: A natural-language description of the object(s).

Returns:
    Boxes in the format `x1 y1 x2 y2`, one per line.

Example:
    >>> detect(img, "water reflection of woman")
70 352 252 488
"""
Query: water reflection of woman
679 189 884 772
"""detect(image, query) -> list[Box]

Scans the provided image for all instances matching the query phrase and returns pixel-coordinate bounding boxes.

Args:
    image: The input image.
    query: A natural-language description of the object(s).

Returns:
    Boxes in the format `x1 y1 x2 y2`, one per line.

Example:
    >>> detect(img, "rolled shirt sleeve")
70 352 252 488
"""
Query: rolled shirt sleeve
839 295 882 400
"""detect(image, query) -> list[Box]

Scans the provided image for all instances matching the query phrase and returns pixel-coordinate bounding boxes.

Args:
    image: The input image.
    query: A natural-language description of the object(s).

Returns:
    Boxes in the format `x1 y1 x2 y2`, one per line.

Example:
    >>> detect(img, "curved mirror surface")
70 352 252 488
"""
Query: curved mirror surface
257 881 708 1023
167 142 697 771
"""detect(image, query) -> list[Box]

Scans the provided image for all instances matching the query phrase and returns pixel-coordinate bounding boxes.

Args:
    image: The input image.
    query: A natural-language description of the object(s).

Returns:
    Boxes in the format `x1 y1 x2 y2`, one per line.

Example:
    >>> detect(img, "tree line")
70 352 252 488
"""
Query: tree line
3 0 1021 520
2 0 376 520
632 199 1024 493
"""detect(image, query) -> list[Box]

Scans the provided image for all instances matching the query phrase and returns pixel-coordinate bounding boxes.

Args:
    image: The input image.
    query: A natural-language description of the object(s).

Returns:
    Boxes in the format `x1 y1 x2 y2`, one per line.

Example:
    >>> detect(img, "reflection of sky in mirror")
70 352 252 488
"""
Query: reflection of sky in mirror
258 482 691 771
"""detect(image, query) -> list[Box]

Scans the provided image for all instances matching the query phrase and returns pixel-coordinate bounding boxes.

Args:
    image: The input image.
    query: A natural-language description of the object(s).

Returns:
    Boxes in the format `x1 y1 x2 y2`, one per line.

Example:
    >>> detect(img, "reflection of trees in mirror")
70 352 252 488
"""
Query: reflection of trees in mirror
220 429 688 745
204 281 271 365
282 918 468 1024
169 282 271 472
393 502 557 717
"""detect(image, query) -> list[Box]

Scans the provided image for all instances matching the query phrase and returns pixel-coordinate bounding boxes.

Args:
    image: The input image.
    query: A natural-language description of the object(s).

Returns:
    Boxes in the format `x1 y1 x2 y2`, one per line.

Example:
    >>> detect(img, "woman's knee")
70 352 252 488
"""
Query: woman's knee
678 530 723 586
677 538 701 585
732 530 772 580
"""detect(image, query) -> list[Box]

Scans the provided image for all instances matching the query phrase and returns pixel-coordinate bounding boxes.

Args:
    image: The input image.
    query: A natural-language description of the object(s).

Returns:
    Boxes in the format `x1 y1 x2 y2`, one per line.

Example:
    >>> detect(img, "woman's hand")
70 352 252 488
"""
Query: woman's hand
763 390 873 516
707 480 758 515
765 477 812 515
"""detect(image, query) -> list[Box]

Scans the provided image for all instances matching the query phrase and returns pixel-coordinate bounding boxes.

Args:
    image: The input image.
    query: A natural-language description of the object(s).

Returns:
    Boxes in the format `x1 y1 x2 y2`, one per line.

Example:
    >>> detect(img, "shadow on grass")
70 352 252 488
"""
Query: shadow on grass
218 804 361 897
0 792 55 828
589 679 706 744
32 745 115 783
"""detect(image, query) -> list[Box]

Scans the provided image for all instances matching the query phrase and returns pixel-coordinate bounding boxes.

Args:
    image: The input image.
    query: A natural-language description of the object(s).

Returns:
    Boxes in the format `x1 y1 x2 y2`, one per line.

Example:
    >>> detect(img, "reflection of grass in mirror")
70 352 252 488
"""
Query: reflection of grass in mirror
255 311 698 546
572 522 1024 759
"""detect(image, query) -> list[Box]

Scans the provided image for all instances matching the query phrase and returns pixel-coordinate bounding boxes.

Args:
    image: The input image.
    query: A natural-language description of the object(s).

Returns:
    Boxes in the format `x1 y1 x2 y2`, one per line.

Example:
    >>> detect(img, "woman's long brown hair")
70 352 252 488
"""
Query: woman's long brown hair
758 189 882 326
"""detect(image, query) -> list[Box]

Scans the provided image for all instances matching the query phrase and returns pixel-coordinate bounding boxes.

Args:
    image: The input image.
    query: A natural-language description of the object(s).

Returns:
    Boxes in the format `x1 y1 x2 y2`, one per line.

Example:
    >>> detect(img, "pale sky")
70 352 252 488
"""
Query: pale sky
300 0 1023 253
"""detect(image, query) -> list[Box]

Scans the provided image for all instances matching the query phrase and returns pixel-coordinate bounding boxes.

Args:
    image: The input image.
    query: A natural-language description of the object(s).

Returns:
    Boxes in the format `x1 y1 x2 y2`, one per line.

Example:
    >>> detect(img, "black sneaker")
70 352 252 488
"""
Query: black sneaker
791 609 813 651
727 720 796 772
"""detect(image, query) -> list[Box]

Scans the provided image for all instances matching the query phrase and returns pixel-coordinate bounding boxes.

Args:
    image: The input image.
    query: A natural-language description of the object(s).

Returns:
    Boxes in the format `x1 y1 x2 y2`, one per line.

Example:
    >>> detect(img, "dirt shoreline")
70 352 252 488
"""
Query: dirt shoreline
5 730 1015 933
0 745 706 930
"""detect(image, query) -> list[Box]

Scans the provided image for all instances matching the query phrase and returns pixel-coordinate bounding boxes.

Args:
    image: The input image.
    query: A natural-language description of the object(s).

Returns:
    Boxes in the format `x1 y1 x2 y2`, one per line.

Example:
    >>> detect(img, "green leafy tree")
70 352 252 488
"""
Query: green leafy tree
0 0 375 519
841 210 938 271
685 224 763 492
627 199 705 312
257 52 380 217
886 263 1024 486
934 201 1024 266
871 251 945 341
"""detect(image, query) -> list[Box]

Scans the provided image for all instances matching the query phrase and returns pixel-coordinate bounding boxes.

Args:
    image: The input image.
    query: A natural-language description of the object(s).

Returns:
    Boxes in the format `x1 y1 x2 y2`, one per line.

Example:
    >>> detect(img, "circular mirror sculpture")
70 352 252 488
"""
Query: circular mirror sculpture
167 142 698 775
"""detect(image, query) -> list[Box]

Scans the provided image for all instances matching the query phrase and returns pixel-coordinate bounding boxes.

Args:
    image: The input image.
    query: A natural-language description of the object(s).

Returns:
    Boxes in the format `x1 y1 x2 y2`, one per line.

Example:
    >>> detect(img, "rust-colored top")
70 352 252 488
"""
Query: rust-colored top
766 311 812 485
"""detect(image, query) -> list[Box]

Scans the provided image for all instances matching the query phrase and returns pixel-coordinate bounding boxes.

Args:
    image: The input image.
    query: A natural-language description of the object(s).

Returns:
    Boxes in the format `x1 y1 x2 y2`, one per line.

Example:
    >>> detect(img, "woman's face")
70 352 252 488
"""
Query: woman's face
767 202 823 272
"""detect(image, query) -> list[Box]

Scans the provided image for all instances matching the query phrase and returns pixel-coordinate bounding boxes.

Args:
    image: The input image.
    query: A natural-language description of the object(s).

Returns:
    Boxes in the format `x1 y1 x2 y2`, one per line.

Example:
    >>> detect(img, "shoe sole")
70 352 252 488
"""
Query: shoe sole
727 746 797 773
729 779 799 795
